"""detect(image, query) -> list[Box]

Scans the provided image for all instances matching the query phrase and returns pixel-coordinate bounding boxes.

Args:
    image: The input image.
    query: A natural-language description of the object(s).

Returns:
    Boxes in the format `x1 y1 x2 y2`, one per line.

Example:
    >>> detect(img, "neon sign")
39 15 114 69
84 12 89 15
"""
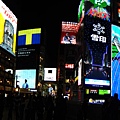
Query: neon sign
91 23 106 43
86 7 110 21
85 0 110 21
93 0 109 7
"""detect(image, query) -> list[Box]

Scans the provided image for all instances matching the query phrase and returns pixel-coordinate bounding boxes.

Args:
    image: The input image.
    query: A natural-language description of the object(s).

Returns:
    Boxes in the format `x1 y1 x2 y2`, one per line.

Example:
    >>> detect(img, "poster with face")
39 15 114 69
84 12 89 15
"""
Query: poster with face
60 21 78 45
15 69 36 88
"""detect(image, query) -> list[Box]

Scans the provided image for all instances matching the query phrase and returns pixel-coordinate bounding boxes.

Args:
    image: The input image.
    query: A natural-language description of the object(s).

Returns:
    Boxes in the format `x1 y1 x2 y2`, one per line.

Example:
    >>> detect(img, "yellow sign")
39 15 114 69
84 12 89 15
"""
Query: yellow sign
18 28 41 46
0 0 17 55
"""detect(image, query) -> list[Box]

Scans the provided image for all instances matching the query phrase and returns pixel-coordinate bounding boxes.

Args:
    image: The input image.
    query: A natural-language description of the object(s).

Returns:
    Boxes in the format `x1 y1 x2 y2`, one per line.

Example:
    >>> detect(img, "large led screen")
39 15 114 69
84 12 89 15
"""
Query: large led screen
60 21 78 44
17 28 41 46
85 78 110 88
84 16 111 87
16 45 40 69
44 68 56 81
0 0 17 56
111 24 120 100
85 0 110 22
15 69 36 88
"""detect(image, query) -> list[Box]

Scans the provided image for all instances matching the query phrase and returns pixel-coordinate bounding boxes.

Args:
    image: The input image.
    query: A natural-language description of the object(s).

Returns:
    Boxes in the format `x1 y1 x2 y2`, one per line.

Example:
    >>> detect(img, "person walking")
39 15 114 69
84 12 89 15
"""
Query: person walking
0 93 5 120
53 88 67 120
45 95 54 120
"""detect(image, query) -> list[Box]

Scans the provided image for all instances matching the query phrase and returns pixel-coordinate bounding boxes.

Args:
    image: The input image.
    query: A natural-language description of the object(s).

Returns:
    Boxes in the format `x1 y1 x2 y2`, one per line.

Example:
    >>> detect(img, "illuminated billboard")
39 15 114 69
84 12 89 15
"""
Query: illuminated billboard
44 68 57 81
99 89 110 95
85 0 110 21
0 0 17 55
78 59 82 86
118 8 120 18
65 64 74 69
60 21 79 44
111 24 120 100
16 45 40 69
85 78 110 87
84 16 111 87
15 69 36 88
18 28 41 46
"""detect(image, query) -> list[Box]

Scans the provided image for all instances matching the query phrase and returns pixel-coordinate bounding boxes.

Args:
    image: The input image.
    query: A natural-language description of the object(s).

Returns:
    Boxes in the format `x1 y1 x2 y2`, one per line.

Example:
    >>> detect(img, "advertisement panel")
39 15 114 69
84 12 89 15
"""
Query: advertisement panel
84 16 111 88
85 78 110 87
0 0 17 55
99 89 110 95
15 69 36 88
78 59 82 86
16 45 40 69
17 28 41 46
111 24 120 99
44 68 57 81
60 21 78 44
65 64 74 69
85 0 110 22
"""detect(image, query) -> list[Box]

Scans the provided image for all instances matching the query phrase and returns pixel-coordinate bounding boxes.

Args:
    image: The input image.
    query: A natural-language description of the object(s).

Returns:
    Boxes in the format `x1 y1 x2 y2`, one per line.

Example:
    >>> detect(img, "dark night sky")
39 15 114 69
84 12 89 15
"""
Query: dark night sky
3 0 80 67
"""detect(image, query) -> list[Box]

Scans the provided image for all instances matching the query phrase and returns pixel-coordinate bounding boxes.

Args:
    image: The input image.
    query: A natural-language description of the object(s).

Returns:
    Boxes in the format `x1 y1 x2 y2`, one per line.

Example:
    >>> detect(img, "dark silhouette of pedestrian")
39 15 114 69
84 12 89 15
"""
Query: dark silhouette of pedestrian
53 88 67 120
45 95 54 120
36 92 45 120
102 95 110 120
28 94 36 120
82 97 88 120
24 94 30 120
7 93 14 120
19 95 25 120
14 93 21 120
0 93 5 120
107 93 120 120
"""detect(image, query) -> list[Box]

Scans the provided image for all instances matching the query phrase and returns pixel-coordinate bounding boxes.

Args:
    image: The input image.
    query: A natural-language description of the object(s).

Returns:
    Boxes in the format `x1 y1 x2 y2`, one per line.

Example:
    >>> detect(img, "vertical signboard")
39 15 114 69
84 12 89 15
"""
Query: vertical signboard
78 59 82 86
84 16 111 88
0 0 17 55
15 28 41 88
111 24 120 99
16 28 41 69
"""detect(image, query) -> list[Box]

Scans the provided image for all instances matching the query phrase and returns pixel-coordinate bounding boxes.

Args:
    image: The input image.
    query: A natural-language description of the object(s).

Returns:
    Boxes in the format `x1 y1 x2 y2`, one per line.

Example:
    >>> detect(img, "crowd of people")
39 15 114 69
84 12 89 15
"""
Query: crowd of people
102 93 120 120
0 88 67 120
0 90 120 120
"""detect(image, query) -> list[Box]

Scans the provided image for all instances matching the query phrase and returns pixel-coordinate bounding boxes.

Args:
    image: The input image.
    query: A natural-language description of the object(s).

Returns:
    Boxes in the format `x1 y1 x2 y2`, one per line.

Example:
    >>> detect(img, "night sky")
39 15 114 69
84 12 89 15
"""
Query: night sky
3 0 80 67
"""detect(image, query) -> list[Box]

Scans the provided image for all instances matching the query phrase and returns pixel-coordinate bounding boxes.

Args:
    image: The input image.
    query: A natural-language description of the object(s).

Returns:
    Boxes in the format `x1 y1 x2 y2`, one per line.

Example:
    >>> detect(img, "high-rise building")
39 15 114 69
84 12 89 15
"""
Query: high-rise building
15 28 46 93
